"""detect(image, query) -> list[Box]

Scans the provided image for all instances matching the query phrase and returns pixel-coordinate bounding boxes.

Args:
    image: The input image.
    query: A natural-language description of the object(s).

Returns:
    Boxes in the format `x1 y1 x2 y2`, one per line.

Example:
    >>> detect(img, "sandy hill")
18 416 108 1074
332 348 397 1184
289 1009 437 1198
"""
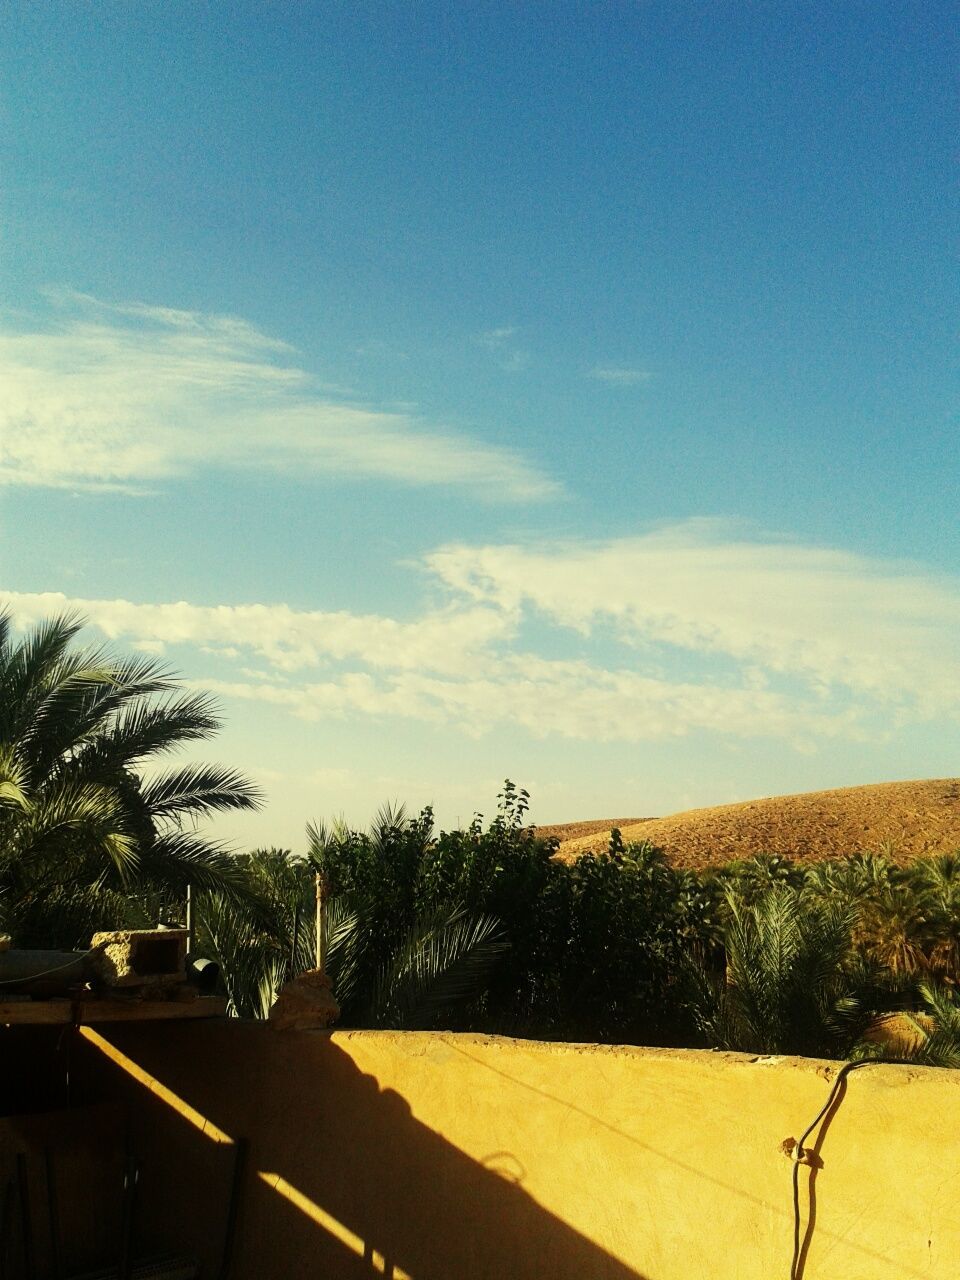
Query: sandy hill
548 779 960 870
535 818 646 844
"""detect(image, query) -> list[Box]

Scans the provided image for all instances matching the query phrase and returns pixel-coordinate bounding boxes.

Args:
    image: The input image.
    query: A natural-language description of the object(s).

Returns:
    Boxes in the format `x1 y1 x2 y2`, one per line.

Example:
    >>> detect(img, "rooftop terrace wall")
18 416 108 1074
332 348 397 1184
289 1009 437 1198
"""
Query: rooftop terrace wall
73 1021 960 1279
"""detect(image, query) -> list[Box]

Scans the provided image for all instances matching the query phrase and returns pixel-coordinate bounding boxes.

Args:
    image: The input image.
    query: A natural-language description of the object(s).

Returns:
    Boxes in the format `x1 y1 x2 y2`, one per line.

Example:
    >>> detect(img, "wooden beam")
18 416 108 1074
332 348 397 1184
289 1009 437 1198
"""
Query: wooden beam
0 996 227 1025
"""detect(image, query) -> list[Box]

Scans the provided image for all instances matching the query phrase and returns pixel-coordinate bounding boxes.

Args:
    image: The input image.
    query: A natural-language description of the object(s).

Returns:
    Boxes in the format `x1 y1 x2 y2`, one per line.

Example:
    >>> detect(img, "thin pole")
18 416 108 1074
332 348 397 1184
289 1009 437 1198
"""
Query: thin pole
185 883 194 954
216 1138 248 1280
290 900 301 972
314 873 328 975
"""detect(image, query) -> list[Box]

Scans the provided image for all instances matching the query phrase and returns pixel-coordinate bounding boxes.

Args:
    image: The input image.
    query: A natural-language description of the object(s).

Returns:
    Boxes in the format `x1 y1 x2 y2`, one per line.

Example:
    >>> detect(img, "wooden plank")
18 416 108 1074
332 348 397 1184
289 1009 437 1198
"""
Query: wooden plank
0 996 227 1025
80 996 227 1023
0 999 70 1024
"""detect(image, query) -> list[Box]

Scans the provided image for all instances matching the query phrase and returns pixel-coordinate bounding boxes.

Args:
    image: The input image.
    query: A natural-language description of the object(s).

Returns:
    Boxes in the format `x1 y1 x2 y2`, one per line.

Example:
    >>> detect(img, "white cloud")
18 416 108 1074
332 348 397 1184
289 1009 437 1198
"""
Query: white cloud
424 520 960 716
587 366 652 386
5 521 959 746
0 294 559 501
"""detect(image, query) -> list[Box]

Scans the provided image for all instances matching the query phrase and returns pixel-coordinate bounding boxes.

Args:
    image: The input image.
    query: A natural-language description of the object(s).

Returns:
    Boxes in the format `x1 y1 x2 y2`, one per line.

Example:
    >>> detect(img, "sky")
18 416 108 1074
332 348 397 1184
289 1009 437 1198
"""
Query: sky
1 2 957 851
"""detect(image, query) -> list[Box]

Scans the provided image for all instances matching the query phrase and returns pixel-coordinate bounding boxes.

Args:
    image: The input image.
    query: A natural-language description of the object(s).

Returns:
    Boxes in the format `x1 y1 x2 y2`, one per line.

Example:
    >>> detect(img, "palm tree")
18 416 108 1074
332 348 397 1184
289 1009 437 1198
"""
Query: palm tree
717 853 805 908
803 854 940 979
197 848 316 1018
907 983 960 1068
0 611 260 948
193 807 512 1027
907 854 960 980
687 885 870 1057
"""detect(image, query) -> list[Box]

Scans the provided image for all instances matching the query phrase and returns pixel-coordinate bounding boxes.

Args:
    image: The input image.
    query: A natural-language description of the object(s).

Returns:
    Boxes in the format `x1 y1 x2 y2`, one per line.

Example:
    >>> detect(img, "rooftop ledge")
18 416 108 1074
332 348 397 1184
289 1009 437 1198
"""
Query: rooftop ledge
3 1020 959 1280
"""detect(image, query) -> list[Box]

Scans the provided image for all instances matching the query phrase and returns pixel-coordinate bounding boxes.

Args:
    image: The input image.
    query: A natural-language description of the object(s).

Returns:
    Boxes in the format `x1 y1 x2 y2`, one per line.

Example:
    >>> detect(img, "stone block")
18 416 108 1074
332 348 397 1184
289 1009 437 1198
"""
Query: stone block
89 929 188 989
269 968 340 1031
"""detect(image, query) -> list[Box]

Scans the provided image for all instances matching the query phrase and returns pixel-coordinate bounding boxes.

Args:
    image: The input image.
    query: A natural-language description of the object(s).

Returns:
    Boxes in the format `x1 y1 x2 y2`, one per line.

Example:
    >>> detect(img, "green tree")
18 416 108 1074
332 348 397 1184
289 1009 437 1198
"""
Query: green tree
0 611 260 948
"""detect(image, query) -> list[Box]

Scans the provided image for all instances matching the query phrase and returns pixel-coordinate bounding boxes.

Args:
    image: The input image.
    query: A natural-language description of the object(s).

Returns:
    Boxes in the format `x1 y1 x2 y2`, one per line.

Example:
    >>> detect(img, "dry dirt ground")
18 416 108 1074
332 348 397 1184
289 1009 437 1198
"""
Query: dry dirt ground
543 778 960 869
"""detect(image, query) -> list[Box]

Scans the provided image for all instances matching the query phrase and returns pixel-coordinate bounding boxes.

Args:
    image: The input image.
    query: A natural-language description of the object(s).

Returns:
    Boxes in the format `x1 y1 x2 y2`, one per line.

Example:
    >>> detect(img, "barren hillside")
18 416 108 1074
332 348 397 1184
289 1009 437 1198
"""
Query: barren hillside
549 779 960 869
534 818 646 844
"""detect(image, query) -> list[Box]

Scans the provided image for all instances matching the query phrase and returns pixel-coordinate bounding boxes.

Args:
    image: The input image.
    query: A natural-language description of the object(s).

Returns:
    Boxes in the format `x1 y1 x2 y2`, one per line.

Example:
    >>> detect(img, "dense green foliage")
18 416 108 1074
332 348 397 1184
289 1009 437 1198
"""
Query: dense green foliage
203 786 960 1066
305 783 711 1042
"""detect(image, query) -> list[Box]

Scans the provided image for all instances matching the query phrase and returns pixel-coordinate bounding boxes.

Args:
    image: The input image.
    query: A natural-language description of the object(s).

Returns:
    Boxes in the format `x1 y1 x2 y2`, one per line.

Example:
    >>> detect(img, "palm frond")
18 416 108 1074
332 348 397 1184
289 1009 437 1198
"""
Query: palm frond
367 906 509 1030
11 779 139 878
0 612 86 714
138 764 263 819
198 888 288 1018
0 746 30 813
79 692 223 774
912 983 960 1068
323 897 366 1009
134 831 248 897
22 651 161 771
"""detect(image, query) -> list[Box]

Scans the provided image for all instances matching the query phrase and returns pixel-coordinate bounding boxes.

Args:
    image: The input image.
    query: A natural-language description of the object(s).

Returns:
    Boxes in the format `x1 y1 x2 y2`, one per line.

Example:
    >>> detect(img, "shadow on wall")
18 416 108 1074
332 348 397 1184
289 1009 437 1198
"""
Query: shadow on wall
73 1022 648 1280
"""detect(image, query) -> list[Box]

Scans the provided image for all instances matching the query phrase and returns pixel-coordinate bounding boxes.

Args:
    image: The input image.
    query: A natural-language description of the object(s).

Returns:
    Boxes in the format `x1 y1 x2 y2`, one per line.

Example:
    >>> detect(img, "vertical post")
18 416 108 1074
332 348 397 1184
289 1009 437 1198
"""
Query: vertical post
44 1148 64 1280
290 900 301 972
216 1138 248 1280
315 872 328 975
17 1153 35 1280
185 884 194 955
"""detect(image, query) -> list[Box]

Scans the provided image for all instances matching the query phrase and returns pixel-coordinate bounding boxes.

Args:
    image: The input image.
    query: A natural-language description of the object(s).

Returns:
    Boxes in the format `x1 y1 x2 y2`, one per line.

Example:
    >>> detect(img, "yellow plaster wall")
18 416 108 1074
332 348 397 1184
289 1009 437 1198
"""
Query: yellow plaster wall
77 1021 960 1280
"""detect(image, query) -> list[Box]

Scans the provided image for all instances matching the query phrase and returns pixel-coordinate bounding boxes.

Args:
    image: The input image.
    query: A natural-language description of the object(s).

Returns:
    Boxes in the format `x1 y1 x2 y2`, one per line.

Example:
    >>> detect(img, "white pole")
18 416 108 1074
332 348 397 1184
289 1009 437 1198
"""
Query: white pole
186 883 194 954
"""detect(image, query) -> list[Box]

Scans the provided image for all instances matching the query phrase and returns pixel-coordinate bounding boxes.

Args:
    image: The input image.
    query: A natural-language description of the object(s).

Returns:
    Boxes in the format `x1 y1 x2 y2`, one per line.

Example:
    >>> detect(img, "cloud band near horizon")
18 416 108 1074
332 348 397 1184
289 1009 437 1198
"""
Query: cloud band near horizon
4 521 958 747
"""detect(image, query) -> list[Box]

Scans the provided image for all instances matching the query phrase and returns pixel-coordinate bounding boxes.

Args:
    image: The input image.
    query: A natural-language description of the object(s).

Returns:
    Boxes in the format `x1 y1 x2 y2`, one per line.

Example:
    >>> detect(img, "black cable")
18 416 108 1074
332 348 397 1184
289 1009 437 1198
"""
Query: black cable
0 946 102 987
789 1058 897 1280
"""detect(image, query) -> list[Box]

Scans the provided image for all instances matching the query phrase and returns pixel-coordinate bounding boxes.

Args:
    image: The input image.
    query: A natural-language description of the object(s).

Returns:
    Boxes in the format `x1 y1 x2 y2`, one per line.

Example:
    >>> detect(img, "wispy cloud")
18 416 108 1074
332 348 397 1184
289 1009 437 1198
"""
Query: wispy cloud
586 366 652 386
5 522 959 745
0 293 560 501
476 326 518 347
475 324 529 372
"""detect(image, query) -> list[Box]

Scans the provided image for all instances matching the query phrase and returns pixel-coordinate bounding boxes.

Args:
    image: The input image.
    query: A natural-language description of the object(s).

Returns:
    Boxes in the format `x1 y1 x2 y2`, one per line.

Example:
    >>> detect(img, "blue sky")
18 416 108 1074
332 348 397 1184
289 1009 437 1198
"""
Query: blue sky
1 2 957 849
